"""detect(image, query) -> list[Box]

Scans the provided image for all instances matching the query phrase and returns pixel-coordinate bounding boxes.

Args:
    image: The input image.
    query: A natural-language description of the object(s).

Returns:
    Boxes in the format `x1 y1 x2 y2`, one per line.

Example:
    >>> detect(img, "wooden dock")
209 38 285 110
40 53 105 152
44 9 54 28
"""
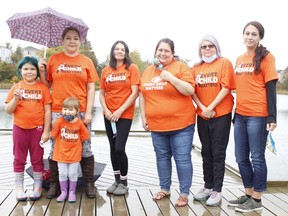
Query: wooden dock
0 132 287 215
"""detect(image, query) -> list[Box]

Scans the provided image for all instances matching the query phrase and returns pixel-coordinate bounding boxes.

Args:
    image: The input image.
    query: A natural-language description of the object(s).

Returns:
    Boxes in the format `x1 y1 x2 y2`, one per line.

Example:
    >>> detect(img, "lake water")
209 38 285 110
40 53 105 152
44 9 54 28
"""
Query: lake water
1 90 287 181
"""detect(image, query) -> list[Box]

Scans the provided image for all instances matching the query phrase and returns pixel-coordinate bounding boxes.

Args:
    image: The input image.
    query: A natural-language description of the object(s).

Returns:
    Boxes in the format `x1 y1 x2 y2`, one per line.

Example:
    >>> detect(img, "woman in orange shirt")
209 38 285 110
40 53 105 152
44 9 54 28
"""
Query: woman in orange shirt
191 35 235 206
38 26 99 198
228 21 278 213
99 41 140 195
139 38 196 207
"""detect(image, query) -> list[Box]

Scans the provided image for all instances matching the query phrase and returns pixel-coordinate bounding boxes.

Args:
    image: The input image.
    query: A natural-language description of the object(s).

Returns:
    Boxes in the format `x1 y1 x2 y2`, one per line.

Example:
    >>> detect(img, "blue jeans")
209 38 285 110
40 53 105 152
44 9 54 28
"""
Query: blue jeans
234 114 268 192
151 124 195 197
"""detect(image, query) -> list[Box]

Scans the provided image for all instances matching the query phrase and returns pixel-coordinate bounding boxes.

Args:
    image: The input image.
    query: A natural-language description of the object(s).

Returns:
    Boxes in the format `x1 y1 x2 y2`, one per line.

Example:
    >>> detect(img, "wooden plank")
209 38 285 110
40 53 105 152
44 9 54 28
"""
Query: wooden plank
0 189 12 205
62 189 82 216
261 189 288 216
45 196 65 215
111 194 129 215
78 189 96 216
150 188 179 216
169 189 196 216
95 190 112 216
0 190 21 215
125 189 146 216
137 189 162 216
28 190 50 215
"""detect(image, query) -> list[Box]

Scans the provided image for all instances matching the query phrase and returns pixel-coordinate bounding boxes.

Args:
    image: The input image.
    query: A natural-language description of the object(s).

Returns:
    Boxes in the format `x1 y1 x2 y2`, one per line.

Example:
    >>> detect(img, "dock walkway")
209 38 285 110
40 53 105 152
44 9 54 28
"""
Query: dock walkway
0 132 287 215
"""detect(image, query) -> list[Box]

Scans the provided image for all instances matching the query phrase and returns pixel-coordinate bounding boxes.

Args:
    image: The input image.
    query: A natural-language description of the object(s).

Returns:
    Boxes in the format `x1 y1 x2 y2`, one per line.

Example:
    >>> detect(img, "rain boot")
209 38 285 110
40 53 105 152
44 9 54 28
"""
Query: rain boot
68 180 77 203
46 158 60 199
56 180 68 202
29 172 43 201
15 172 27 201
80 155 97 198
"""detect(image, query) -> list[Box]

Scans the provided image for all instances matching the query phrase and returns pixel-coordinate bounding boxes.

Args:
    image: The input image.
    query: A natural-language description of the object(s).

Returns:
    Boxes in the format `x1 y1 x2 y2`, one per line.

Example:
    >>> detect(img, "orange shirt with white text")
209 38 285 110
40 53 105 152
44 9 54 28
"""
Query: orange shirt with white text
234 53 278 116
191 57 235 118
5 80 52 129
47 52 99 112
100 64 141 119
140 60 196 131
51 117 90 163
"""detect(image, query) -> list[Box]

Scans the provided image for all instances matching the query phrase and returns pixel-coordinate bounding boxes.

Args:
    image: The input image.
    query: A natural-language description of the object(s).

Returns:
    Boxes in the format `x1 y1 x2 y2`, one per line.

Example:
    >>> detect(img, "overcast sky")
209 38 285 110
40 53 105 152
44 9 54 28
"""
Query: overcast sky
1 0 287 70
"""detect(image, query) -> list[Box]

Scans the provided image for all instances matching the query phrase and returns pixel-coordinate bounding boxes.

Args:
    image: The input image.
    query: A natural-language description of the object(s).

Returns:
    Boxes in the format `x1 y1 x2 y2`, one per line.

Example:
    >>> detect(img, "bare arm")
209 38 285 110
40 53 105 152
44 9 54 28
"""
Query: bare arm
139 93 149 131
99 88 112 119
38 58 51 87
5 87 21 114
83 82 95 125
160 70 194 95
41 103 51 143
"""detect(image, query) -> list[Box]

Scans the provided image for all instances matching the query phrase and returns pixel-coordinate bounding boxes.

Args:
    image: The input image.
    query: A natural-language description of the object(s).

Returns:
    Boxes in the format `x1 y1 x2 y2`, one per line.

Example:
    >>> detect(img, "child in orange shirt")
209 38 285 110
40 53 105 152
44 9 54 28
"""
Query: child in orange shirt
50 97 90 202
5 56 52 201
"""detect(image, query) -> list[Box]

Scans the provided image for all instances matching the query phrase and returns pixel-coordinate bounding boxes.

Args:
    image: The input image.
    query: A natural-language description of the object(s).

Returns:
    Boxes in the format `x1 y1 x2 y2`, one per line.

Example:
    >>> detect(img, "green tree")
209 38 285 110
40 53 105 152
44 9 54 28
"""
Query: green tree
10 45 23 64
0 62 16 82
130 49 145 72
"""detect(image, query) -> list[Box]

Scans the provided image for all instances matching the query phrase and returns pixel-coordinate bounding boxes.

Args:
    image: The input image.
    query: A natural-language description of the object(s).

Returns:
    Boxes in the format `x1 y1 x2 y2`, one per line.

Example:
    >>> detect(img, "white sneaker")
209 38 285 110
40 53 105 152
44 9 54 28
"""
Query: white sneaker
193 187 212 201
206 191 222 206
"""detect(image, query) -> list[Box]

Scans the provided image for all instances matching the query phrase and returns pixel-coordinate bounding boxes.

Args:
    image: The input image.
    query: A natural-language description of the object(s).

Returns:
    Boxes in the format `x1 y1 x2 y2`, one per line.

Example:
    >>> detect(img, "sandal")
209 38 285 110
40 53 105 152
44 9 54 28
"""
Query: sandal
175 196 188 207
152 191 170 200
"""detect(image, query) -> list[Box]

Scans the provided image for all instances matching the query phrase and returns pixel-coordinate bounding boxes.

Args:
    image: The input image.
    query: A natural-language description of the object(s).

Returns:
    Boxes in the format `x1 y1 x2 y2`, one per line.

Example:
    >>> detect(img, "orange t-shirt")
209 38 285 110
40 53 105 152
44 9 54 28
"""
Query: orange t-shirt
47 52 99 112
5 80 52 129
100 63 141 119
191 58 235 118
234 53 278 116
140 60 196 131
51 117 90 163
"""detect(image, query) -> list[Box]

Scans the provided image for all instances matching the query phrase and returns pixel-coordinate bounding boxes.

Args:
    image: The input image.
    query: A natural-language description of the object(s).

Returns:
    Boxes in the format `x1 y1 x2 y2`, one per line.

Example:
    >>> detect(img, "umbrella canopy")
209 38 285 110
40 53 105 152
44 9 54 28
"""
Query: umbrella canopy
6 7 89 48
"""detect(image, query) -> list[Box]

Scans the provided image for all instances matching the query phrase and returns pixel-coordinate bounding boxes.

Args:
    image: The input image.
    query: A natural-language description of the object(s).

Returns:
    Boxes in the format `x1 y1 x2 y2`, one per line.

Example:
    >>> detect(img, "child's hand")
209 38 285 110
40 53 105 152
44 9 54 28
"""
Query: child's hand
14 84 22 101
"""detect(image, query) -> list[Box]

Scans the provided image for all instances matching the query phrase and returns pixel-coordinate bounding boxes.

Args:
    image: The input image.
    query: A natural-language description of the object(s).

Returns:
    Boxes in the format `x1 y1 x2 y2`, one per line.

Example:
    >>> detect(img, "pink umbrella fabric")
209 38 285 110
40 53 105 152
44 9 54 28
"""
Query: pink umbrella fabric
6 7 89 48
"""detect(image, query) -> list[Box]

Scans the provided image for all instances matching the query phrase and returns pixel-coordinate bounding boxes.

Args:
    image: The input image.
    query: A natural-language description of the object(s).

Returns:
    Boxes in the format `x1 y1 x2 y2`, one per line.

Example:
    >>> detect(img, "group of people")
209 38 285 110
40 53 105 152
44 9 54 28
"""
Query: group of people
4 20 278 213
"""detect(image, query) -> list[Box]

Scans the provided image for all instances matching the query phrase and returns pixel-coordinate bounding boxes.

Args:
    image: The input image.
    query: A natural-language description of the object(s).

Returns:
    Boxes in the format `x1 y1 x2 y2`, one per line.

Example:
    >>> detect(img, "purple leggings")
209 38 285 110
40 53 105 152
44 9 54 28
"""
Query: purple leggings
13 124 44 173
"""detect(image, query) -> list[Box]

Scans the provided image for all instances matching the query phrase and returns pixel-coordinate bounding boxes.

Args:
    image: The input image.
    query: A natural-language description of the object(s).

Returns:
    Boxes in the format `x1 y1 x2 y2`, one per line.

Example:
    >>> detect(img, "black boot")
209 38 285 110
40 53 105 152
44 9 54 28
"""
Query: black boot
46 158 60 199
80 155 97 198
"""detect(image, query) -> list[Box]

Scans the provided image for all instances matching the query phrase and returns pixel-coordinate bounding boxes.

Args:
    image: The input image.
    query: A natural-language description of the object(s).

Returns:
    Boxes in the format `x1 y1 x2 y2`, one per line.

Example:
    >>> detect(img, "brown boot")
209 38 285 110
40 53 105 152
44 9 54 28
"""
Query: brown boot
46 158 60 199
80 156 97 198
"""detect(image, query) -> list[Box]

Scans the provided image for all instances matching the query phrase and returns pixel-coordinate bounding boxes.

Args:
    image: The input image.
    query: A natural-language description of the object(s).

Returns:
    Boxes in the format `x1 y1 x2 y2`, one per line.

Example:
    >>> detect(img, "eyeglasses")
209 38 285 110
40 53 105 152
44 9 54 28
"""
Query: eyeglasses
201 45 215 49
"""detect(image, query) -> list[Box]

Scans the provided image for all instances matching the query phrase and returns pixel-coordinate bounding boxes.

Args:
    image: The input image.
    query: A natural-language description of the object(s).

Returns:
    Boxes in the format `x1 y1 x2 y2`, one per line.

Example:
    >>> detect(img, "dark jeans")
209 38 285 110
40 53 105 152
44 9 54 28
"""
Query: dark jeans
197 113 231 192
104 117 132 177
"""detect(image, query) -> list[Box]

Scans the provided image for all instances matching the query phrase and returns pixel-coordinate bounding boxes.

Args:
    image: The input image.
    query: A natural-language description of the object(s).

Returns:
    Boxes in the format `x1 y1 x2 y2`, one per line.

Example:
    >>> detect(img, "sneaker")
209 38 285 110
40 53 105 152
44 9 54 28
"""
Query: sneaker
228 195 250 207
206 191 222 206
113 183 129 196
235 198 262 213
193 187 212 201
106 182 118 194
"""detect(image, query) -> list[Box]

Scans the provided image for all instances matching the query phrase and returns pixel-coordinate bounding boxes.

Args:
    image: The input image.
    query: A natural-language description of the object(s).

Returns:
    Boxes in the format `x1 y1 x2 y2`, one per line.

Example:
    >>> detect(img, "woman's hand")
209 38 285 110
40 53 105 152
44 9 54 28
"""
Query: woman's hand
83 112 92 125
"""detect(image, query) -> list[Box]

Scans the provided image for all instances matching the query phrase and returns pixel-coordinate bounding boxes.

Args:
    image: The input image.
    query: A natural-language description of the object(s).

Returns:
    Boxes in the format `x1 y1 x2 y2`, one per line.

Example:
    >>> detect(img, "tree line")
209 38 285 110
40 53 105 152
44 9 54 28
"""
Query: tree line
0 41 287 93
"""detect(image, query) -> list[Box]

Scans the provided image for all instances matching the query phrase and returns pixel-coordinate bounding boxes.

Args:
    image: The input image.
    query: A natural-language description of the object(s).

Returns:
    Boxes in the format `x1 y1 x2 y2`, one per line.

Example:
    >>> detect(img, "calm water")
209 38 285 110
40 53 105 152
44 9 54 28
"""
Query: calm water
1 90 287 181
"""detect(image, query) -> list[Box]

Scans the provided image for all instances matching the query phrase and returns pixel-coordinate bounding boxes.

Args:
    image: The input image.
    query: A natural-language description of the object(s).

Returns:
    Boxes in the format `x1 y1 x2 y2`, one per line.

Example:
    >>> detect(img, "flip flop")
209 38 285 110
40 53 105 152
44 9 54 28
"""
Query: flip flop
152 191 170 200
175 196 188 207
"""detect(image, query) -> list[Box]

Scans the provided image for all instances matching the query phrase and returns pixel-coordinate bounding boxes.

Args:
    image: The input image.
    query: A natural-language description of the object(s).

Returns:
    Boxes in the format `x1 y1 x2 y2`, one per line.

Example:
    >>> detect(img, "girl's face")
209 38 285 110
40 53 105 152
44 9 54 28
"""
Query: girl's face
20 63 37 84
62 30 81 55
114 43 125 62
155 42 173 66
200 40 216 58
243 25 261 50
62 107 78 116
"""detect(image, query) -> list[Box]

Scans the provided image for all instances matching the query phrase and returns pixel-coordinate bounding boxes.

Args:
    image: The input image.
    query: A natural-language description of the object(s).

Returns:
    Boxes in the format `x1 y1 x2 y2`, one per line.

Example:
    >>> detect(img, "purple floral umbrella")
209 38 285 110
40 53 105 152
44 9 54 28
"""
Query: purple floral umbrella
6 7 89 57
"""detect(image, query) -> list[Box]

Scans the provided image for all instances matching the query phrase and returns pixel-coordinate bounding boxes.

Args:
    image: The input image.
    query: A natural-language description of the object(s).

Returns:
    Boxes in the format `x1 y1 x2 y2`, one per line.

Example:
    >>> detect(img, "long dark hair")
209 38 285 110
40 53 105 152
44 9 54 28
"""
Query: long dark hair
243 21 269 74
109 41 132 70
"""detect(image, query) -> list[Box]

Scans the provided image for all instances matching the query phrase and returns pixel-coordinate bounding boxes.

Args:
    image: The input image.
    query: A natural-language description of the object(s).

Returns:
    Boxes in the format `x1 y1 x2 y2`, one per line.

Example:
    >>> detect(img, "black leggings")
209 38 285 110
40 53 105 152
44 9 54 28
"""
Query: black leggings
104 117 132 176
